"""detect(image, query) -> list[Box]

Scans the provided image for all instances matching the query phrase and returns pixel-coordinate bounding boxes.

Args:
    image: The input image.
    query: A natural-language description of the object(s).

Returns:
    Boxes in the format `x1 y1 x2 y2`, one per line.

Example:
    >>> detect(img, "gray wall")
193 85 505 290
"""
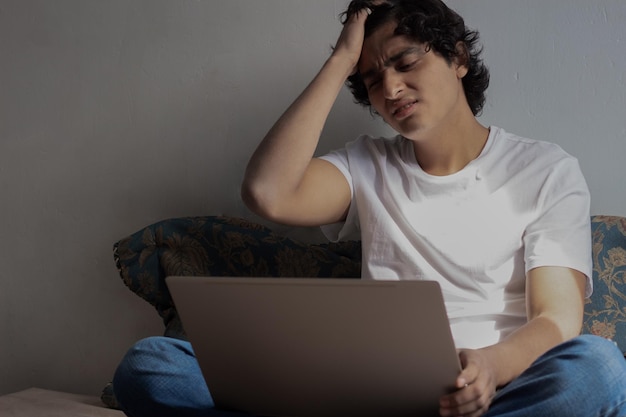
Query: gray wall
1 0 624 396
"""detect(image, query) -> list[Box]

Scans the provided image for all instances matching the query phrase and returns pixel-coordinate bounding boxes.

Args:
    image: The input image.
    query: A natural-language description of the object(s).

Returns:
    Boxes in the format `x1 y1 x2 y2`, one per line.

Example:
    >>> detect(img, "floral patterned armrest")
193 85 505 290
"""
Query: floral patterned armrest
113 216 361 339
583 215 626 355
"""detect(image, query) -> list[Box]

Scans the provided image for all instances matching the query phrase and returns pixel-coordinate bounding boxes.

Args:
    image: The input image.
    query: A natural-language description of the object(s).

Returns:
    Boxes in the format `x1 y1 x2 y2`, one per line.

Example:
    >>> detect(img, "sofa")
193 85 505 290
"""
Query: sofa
101 214 626 409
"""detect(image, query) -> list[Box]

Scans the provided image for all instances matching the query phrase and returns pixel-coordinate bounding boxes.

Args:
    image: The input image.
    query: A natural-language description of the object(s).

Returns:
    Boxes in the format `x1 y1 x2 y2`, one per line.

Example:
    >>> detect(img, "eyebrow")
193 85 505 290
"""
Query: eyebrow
360 46 424 83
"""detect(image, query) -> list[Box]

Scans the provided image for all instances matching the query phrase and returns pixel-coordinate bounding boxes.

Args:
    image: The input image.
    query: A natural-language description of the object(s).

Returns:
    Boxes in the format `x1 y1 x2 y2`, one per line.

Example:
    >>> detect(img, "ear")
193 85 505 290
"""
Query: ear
454 41 470 78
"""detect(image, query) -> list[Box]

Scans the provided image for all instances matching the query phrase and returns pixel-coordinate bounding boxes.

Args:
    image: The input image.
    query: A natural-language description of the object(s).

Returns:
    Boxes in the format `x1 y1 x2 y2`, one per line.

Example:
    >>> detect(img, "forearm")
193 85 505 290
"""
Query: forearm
477 314 579 388
241 54 354 213
443 314 581 417
480 266 586 387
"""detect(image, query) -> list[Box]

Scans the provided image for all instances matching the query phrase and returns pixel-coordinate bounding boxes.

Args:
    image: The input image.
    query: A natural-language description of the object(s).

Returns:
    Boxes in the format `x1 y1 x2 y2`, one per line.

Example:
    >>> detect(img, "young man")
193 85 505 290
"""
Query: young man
114 1 626 416
241 1 626 416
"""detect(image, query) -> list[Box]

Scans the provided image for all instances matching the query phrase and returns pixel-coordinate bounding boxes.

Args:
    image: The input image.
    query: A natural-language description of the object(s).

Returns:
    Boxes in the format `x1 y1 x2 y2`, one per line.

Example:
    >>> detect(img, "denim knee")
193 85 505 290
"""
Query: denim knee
113 337 172 410
113 336 214 417
538 335 624 382
569 335 626 385
541 335 626 414
487 335 626 417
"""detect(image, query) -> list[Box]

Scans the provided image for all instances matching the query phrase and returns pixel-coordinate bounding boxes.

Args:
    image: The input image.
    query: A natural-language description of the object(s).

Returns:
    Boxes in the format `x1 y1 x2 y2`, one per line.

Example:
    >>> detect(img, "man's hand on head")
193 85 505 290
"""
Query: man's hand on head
333 6 372 75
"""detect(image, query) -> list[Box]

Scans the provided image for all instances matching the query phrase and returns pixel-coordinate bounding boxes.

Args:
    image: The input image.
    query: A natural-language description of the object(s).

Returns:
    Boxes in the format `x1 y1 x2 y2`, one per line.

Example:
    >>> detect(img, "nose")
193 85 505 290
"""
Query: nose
382 70 404 99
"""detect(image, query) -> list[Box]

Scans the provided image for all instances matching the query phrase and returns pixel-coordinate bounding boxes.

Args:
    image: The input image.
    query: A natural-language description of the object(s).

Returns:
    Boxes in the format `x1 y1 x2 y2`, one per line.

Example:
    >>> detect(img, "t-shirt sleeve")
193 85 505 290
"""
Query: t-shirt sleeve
523 156 593 297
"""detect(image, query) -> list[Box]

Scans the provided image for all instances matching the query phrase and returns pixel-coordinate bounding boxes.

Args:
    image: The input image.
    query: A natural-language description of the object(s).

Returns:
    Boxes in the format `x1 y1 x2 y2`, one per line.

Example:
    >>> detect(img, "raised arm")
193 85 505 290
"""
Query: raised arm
241 9 371 227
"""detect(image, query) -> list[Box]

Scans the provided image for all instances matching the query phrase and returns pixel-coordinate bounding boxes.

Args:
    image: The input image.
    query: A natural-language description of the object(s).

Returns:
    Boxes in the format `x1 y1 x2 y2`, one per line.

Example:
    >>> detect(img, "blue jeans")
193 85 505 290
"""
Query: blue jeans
113 335 626 417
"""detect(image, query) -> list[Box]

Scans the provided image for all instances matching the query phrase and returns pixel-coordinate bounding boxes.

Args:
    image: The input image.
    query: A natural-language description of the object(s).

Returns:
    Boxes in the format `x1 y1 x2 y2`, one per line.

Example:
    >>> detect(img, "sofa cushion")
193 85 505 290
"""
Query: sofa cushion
114 216 361 339
583 216 626 354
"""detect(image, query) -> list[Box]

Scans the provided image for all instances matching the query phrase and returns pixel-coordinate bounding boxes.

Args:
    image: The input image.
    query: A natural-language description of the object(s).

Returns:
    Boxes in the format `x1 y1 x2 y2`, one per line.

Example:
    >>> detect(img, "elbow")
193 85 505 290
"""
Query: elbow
563 319 584 341
539 312 584 343
240 177 283 223
240 177 264 215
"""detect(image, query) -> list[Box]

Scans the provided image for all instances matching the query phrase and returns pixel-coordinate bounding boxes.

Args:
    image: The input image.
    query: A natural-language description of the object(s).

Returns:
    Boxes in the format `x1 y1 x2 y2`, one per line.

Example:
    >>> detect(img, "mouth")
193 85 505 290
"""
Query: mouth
391 100 418 119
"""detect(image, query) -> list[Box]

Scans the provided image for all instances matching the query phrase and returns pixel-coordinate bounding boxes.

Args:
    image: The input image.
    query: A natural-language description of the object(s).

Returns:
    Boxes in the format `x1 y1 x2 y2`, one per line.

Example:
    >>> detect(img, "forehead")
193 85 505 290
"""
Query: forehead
358 21 425 73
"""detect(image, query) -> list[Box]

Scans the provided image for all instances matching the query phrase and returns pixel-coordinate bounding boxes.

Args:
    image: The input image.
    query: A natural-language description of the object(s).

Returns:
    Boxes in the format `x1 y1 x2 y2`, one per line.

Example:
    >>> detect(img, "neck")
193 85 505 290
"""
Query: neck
411 118 489 176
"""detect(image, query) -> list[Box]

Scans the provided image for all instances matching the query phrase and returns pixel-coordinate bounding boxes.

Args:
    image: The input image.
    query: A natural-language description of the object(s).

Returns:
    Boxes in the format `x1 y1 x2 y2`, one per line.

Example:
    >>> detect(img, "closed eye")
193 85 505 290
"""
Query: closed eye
366 77 382 91
398 60 418 72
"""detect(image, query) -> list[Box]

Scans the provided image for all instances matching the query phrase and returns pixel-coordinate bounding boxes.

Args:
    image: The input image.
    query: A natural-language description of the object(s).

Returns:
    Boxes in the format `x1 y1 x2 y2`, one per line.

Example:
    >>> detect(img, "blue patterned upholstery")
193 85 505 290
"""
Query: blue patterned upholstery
583 216 626 353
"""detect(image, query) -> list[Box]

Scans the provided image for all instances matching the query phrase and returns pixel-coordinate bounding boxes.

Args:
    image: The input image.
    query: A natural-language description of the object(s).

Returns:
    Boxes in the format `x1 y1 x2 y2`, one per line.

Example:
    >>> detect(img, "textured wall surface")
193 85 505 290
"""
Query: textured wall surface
0 0 624 396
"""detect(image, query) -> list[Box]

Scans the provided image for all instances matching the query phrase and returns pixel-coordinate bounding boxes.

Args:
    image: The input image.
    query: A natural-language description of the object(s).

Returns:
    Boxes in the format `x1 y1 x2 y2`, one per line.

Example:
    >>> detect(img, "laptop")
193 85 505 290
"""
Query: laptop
166 276 461 417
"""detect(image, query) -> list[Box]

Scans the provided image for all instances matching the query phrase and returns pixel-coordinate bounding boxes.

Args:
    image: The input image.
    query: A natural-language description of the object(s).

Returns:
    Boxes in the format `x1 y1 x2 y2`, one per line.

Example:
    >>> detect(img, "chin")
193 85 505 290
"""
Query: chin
396 123 429 140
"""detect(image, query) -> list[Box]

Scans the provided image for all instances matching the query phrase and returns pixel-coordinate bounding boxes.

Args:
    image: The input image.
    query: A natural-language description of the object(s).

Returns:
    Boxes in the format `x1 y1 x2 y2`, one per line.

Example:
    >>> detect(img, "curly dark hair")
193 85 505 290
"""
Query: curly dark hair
341 0 490 116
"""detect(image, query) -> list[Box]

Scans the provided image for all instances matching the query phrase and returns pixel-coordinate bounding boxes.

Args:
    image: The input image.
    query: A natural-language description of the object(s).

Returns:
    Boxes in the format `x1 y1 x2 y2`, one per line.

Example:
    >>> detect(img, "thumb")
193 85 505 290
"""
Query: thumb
456 350 478 388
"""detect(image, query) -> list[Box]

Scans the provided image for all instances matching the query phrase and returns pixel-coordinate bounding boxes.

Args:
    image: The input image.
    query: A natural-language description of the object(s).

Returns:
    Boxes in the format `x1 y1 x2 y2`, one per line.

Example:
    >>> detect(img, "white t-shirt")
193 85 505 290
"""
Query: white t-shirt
319 126 592 349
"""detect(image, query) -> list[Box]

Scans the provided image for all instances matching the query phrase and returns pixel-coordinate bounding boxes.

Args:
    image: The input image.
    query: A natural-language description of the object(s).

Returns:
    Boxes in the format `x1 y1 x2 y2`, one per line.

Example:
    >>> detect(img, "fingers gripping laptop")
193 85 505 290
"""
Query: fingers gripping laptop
166 276 461 417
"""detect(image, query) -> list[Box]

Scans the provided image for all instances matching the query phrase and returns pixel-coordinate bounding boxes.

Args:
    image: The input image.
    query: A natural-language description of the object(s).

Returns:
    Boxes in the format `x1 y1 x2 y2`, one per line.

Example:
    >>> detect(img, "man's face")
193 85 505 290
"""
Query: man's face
357 22 469 140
